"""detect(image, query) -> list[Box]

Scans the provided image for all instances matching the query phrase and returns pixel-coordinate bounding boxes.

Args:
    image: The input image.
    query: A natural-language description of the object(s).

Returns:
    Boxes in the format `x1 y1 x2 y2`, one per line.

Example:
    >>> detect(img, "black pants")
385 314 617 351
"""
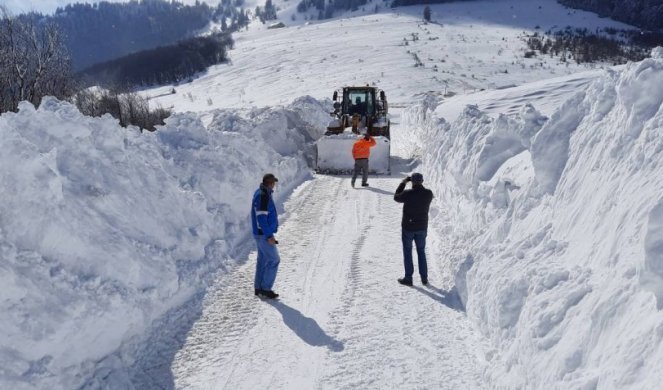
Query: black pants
402 229 428 281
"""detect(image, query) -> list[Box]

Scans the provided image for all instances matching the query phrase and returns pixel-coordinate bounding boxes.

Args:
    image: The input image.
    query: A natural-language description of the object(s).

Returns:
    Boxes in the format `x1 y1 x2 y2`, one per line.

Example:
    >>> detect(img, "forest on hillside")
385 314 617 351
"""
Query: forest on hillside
16 0 248 70
79 32 235 88
385 0 663 31
558 0 663 32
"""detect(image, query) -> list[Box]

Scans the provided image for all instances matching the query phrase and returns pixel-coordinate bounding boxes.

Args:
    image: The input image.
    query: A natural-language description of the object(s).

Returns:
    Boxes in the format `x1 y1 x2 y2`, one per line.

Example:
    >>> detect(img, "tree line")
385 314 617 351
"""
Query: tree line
72 89 171 131
78 32 235 89
256 0 278 23
296 0 370 19
0 5 241 131
557 0 663 32
17 0 248 71
0 0 253 130
0 8 75 113
386 0 662 32
389 0 476 8
0 6 170 130
523 27 660 65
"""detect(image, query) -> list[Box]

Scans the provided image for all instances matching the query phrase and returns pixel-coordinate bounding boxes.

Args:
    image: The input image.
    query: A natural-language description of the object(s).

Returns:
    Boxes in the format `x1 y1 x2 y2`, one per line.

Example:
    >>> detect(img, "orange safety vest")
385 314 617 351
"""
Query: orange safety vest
352 136 376 159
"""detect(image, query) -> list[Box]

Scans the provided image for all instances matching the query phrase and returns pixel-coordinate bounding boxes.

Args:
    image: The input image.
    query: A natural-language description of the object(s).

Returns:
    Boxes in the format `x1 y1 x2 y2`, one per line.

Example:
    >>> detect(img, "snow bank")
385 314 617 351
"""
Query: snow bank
0 96 328 389
316 133 391 174
401 49 663 388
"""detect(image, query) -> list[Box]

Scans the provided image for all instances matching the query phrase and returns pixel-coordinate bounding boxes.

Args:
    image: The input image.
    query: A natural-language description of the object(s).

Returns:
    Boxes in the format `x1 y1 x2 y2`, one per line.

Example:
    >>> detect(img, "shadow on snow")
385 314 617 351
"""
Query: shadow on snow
267 300 344 352
413 284 465 312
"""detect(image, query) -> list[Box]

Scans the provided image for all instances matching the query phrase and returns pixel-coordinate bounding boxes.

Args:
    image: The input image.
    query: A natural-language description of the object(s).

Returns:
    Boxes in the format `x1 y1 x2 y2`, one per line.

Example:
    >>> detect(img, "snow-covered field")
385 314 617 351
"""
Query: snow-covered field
147 0 631 111
2 0 662 389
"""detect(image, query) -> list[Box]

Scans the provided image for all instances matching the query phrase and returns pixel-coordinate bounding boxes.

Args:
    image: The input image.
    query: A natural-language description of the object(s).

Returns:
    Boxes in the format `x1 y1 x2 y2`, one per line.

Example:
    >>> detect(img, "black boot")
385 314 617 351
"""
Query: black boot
262 290 279 299
398 278 413 286
361 182 369 187
255 289 262 296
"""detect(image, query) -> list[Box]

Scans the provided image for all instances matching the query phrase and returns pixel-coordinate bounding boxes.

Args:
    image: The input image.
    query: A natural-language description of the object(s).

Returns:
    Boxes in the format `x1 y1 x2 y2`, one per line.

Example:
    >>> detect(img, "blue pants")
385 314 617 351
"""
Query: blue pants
402 229 428 281
254 235 280 291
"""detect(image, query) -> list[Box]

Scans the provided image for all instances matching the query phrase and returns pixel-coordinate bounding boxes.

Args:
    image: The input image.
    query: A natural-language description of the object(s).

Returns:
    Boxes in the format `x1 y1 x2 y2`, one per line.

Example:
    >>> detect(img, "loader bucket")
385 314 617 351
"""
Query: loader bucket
315 134 390 174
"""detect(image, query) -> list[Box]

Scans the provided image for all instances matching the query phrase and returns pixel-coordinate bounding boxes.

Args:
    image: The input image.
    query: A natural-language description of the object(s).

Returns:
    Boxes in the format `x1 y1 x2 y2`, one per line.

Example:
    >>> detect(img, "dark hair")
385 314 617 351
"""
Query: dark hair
411 172 423 183
262 173 279 185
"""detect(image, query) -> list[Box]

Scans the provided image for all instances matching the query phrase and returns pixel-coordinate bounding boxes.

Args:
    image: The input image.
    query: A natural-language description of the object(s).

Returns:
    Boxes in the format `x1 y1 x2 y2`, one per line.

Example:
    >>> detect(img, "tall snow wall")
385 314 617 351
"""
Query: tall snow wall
0 96 328 389
401 48 663 389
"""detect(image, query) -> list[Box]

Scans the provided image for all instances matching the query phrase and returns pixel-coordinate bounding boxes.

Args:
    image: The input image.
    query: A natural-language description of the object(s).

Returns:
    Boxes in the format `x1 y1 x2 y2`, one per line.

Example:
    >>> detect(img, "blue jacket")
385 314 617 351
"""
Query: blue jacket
251 183 279 238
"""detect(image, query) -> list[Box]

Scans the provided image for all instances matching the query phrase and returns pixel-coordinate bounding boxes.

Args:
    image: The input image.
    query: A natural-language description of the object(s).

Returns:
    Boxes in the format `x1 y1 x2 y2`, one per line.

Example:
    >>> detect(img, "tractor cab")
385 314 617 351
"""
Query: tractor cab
327 86 390 138
316 85 391 175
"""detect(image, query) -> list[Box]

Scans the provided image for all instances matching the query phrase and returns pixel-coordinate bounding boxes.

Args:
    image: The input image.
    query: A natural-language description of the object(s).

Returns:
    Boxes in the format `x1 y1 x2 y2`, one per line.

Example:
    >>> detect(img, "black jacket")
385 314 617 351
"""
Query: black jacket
394 182 434 231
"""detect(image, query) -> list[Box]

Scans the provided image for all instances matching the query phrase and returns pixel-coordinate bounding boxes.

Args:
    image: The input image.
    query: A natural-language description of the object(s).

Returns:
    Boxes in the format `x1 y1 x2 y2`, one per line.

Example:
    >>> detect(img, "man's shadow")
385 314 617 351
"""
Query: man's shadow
364 186 393 196
267 300 344 352
412 284 465 312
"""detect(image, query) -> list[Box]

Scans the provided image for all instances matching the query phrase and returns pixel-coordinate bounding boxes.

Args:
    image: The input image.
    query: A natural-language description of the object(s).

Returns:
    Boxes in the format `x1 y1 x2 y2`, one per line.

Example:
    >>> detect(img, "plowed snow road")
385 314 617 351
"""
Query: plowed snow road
170 167 487 389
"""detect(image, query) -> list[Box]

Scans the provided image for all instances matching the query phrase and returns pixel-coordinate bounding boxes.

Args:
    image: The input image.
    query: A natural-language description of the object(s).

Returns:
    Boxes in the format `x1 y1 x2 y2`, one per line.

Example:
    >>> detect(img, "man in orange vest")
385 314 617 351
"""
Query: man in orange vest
351 130 377 187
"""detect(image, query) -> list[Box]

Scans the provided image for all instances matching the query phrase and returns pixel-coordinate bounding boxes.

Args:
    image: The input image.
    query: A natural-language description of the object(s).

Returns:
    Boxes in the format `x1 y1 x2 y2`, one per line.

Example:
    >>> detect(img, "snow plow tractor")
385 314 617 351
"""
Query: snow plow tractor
316 86 391 174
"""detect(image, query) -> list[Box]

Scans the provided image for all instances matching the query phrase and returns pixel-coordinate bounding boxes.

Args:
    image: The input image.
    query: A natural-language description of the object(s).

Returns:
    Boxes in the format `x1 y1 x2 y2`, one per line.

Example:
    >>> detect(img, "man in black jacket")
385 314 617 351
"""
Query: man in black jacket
394 172 434 286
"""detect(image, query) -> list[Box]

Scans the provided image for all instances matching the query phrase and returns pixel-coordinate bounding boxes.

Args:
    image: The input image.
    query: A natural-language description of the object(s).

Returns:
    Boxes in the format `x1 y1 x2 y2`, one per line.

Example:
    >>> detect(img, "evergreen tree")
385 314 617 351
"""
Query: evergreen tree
19 0 240 70
264 0 277 21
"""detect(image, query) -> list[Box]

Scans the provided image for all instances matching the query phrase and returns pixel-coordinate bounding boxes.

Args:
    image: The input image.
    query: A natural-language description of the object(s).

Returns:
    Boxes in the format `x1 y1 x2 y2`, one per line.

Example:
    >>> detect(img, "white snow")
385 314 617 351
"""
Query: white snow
315 133 391 174
0 96 329 389
168 172 487 389
2 0 663 389
146 0 632 111
399 47 663 389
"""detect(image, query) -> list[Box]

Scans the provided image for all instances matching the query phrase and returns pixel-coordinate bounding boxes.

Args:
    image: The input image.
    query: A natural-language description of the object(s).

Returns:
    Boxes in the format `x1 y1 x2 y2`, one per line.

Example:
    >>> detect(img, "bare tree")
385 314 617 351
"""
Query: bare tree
72 89 170 131
0 7 74 113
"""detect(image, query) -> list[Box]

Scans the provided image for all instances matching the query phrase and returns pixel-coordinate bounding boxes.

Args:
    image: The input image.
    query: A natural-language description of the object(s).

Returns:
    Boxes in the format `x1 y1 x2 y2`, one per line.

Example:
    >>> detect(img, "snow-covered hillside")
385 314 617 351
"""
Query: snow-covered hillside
2 0 662 388
148 0 632 111
400 47 663 389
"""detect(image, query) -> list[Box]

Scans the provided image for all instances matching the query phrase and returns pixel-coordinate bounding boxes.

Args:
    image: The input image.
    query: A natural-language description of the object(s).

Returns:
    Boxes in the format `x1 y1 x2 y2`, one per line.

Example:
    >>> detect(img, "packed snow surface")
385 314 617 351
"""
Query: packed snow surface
2 0 662 389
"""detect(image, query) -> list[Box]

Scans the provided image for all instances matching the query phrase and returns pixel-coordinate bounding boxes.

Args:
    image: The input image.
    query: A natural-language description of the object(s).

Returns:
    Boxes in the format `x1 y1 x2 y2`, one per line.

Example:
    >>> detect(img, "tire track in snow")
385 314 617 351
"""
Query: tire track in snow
318 181 485 390
171 179 328 388
319 188 410 389
170 260 261 389
297 178 349 310
172 176 358 389
324 220 371 343
171 173 487 389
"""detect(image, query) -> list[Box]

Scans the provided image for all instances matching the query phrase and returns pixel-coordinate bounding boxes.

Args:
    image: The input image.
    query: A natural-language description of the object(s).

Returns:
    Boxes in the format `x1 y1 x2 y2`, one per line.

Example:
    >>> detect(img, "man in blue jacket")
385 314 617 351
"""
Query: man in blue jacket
251 173 281 299
394 172 434 286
